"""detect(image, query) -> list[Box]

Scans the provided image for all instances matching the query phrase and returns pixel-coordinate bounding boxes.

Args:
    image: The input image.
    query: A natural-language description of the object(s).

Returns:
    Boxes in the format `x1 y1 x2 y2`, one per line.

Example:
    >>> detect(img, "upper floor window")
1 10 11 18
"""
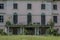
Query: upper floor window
0 15 4 23
0 4 4 9
27 3 32 9
13 3 18 9
53 4 57 10
41 4 45 10
53 16 57 23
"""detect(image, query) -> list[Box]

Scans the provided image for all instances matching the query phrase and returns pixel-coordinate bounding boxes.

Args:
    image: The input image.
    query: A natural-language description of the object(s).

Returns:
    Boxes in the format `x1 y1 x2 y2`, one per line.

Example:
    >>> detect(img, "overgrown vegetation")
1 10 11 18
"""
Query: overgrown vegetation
0 19 59 36
46 20 58 36
0 29 7 35
6 21 11 26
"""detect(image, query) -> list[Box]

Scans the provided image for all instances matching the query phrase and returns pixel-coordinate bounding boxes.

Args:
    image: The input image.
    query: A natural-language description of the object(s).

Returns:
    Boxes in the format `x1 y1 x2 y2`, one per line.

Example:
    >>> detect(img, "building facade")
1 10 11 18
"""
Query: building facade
0 0 60 35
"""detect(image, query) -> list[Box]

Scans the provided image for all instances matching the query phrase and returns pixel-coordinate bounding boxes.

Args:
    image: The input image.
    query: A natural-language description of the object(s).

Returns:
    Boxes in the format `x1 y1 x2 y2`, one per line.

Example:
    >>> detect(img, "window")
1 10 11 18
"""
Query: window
41 13 45 25
41 4 45 10
27 13 32 24
53 4 57 10
0 15 4 23
53 16 57 23
0 4 4 9
27 3 32 9
53 0 56 1
13 3 18 9
13 13 18 24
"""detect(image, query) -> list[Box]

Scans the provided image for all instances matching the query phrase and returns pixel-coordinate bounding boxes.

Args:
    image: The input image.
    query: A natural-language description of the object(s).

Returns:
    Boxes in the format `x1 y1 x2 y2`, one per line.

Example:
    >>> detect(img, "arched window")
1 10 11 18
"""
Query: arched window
41 13 45 25
13 13 18 24
27 13 32 24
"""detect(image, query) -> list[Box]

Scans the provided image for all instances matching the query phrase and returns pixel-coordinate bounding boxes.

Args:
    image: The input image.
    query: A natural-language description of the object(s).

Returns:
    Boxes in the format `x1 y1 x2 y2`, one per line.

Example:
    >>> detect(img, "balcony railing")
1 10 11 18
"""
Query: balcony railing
6 24 50 27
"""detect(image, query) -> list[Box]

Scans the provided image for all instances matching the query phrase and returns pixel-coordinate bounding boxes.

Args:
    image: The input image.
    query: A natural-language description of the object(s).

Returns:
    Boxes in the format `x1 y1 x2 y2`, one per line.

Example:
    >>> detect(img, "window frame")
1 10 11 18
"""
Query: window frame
41 13 46 25
0 3 4 9
41 4 45 10
13 13 18 24
53 4 57 10
13 3 18 9
27 13 32 24
0 15 4 23
27 3 32 10
53 16 57 23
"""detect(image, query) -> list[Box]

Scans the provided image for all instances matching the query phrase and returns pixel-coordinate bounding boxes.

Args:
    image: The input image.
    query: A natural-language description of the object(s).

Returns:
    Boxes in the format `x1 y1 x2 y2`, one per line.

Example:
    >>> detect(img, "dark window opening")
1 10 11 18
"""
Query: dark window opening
27 13 32 24
53 16 57 23
0 15 4 23
41 4 45 10
13 13 18 24
53 4 57 10
41 14 45 25
0 4 4 9
27 3 32 9
13 3 18 9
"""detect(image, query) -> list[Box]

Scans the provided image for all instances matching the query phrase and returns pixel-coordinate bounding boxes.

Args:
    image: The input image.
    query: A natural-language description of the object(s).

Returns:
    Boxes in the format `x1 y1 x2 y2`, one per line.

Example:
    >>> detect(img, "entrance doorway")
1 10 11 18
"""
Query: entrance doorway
12 27 17 35
39 27 49 35
10 27 19 35
25 27 35 35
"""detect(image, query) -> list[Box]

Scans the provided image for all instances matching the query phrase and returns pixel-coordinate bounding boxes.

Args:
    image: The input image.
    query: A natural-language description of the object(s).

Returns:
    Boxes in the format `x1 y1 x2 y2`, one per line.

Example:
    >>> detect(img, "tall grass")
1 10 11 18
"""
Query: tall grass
0 35 60 40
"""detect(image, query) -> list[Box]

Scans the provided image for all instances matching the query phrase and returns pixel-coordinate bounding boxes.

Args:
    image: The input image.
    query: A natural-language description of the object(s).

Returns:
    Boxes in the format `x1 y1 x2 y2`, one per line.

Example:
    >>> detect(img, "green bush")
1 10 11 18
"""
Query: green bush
53 29 58 35
1 32 7 35
6 21 11 26
0 29 3 34
0 29 7 35
46 28 58 36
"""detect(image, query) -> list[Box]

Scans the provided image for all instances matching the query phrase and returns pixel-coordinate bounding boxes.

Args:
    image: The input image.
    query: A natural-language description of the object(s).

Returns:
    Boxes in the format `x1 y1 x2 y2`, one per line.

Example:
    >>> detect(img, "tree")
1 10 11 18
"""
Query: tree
6 21 11 26
46 19 58 35
5 21 11 35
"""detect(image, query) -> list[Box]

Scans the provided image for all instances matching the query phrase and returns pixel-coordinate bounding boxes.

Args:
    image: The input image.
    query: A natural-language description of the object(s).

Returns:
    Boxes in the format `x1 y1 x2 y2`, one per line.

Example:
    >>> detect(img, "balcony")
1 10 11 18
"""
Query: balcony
5 21 52 27
5 23 50 28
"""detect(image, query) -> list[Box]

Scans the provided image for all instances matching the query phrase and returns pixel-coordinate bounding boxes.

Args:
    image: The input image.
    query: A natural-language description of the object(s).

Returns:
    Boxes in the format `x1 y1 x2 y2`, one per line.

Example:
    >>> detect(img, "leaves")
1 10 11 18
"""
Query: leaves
6 21 11 26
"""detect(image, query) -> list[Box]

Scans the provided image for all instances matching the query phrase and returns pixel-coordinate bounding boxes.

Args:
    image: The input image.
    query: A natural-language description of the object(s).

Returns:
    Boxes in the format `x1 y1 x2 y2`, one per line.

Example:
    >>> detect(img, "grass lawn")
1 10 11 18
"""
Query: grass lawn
0 35 60 40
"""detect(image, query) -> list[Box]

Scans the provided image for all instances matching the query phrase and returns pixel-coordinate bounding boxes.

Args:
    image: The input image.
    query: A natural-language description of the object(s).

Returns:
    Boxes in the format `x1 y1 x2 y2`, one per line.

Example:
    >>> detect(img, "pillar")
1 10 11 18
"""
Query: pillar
35 27 37 35
22 27 24 35
35 27 39 35
20 27 23 35
37 27 39 35
7 26 9 35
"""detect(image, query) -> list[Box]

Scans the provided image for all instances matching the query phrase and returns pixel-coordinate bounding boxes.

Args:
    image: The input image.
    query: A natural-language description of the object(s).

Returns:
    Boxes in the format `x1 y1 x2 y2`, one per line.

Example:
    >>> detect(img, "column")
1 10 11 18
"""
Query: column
22 27 24 35
35 27 37 35
20 27 23 35
36 27 39 35
35 27 39 35
7 26 9 35
17 28 20 35
4 27 7 33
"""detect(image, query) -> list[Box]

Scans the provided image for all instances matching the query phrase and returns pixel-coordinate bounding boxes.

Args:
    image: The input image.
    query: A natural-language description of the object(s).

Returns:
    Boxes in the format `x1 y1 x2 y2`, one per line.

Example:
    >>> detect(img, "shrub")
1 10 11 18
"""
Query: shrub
46 28 58 36
0 29 3 34
6 21 11 26
0 29 7 35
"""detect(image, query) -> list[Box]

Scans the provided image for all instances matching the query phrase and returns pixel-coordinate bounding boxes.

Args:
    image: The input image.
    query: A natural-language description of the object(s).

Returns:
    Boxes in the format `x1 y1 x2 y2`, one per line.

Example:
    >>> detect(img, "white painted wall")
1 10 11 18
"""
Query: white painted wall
0 1 60 33
0 1 58 25
0 1 58 24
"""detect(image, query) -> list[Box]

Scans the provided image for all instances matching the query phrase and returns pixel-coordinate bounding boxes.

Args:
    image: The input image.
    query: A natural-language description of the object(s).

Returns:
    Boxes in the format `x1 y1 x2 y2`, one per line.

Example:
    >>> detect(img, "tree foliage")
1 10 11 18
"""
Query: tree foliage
46 19 58 35
6 21 11 26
